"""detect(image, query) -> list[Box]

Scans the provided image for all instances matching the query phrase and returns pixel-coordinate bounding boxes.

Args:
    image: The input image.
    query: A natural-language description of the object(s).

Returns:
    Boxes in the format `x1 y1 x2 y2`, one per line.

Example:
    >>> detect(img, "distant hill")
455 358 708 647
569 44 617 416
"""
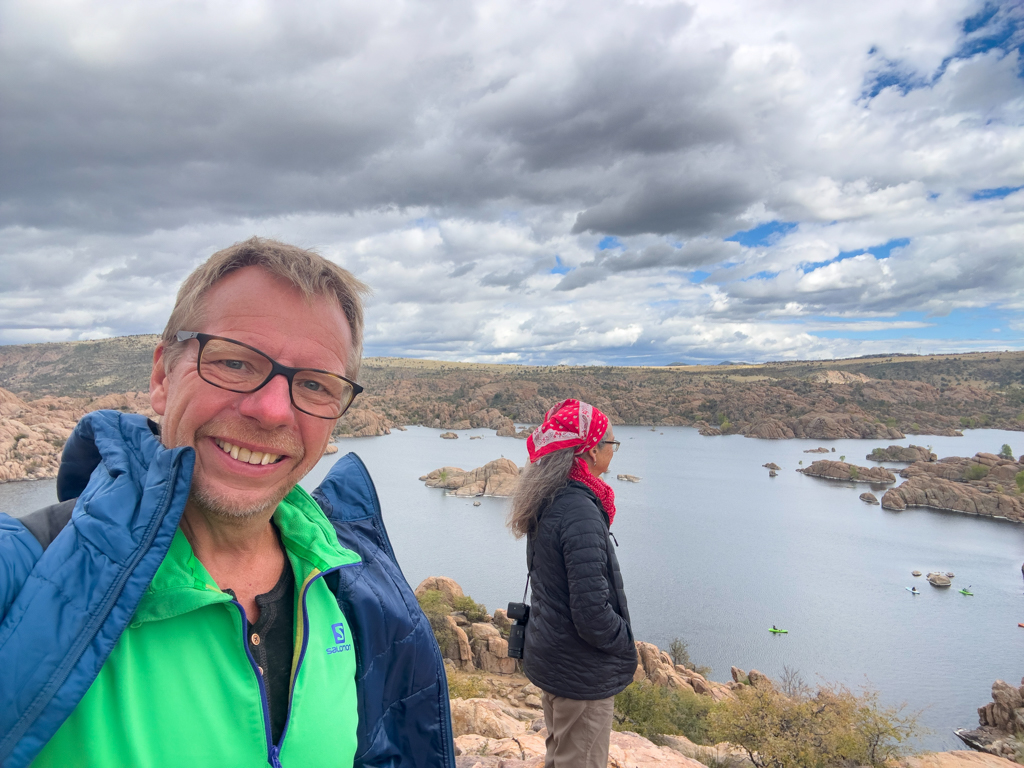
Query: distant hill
2 337 1023 482
0 335 160 398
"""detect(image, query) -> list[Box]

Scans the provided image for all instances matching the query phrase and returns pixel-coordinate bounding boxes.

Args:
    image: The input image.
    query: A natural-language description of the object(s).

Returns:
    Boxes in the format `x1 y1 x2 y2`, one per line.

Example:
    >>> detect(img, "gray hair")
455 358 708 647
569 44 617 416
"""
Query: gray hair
161 237 370 378
506 447 576 539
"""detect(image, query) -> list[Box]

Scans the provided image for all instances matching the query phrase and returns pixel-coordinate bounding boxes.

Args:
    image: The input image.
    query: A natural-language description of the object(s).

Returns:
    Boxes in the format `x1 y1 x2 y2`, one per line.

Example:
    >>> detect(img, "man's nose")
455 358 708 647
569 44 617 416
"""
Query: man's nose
238 373 295 426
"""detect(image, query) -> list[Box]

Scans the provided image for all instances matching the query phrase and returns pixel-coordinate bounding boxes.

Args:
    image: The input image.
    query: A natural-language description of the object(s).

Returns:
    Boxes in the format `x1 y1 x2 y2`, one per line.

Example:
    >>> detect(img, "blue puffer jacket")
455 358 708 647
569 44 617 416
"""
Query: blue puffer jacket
0 410 454 768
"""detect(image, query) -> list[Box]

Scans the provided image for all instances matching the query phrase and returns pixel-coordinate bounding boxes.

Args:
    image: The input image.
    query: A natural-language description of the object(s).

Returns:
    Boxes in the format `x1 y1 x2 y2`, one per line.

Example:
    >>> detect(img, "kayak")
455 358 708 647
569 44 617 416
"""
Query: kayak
959 589 974 596
769 628 788 634
906 588 921 594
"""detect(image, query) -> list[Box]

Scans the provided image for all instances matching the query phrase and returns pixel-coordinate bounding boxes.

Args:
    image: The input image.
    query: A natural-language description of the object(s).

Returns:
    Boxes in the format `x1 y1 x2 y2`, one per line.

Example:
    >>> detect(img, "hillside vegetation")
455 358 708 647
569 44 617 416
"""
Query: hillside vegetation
1 338 1023 441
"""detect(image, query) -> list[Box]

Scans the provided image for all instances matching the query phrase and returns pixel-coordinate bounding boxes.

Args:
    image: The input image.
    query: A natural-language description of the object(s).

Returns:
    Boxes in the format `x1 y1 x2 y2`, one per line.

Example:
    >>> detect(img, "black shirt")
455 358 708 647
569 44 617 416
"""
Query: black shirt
226 540 296 745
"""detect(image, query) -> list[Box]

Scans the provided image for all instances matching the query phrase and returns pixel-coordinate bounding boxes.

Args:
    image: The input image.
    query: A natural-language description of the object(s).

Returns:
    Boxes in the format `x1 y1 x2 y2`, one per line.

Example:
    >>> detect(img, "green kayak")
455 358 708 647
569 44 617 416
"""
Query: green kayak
769 628 788 634
959 589 973 596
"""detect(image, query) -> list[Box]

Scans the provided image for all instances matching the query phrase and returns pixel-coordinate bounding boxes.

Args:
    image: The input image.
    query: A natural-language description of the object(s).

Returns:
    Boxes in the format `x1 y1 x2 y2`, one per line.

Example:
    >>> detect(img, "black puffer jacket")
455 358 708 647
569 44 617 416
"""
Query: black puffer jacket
523 481 637 699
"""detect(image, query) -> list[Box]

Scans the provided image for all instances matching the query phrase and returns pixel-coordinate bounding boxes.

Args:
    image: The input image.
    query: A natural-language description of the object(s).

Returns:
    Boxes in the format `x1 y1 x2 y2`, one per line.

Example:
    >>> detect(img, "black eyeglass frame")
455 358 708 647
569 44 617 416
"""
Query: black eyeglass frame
175 331 363 419
599 440 621 452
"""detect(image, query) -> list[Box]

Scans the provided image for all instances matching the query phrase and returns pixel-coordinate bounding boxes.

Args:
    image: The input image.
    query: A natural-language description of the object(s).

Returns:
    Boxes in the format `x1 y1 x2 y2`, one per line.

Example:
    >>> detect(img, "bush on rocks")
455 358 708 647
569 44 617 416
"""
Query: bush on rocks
613 680 714 743
709 682 917 768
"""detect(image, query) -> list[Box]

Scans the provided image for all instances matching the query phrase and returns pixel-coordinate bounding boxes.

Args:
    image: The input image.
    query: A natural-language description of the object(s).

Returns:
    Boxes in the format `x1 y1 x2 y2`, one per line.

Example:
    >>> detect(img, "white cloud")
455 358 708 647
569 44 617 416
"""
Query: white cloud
1 0 1022 364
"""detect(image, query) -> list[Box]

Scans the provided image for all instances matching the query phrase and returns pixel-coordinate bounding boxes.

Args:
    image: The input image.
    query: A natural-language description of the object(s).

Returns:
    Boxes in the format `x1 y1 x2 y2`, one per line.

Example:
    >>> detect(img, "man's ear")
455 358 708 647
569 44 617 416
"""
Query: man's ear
150 343 168 416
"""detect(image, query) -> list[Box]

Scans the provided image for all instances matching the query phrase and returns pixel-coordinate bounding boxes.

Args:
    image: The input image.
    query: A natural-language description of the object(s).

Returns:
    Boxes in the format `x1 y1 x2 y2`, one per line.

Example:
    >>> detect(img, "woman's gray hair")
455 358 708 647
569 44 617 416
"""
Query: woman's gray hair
506 447 576 539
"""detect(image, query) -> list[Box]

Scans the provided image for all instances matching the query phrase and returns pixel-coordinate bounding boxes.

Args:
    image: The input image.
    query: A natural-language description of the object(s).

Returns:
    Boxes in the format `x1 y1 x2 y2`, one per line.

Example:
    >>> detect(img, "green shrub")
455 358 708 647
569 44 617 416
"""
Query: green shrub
884 417 897 428
447 670 487 699
417 590 455 651
849 466 860 480
709 682 917 768
1016 470 1024 494
613 680 714 743
868 448 886 460
999 444 1014 460
452 595 488 623
965 464 990 481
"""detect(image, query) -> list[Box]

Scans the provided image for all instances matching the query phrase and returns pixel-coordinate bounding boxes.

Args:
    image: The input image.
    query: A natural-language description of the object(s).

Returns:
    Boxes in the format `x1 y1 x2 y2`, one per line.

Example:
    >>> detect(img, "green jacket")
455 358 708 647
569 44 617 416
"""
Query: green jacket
32 486 360 768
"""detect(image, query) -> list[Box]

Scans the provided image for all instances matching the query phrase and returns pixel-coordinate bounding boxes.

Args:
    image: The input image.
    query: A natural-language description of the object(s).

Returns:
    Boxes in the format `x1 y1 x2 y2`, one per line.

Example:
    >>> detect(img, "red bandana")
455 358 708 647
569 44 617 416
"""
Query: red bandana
527 399 617 524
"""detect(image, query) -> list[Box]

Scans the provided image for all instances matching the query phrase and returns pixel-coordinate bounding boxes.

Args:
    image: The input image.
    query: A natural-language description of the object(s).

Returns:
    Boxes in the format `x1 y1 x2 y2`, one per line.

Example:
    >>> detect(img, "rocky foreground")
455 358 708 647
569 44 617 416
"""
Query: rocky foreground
418 577 1021 768
956 678 1024 762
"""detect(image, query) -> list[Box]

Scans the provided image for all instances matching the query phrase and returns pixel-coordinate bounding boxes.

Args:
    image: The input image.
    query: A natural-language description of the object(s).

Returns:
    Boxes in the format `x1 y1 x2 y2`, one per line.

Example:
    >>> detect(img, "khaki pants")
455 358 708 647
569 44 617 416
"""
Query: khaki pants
541 691 615 768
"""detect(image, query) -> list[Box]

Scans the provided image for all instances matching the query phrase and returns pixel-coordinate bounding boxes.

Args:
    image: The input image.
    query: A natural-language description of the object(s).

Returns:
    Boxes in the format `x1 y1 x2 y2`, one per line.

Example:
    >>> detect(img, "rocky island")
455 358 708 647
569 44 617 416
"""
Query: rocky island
867 445 938 463
881 452 1024 523
797 460 897 484
421 459 521 497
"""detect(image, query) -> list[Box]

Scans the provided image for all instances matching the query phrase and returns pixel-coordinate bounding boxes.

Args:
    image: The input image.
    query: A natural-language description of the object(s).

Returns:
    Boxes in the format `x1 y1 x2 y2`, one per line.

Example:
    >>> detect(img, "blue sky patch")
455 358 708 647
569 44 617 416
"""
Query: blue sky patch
808 308 1019 343
971 185 1024 200
725 220 797 248
688 270 711 284
598 236 624 250
802 238 909 273
549 256 571 275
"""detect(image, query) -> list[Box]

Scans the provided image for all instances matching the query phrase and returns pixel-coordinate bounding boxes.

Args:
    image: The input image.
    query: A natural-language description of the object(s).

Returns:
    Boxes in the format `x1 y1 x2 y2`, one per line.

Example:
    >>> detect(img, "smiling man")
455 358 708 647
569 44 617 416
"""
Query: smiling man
0 239 455 768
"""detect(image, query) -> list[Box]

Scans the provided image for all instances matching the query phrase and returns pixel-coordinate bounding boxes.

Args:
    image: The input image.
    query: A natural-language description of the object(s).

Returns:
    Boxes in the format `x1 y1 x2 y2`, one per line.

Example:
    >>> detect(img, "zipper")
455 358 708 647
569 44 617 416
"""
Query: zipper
255 561 361 765
231 599 280 768
0 454 185 763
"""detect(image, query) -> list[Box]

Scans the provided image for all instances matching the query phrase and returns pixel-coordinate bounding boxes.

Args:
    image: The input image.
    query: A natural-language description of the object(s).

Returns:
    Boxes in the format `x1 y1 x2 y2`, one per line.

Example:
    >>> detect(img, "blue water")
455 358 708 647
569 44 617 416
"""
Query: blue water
4 426 1023 750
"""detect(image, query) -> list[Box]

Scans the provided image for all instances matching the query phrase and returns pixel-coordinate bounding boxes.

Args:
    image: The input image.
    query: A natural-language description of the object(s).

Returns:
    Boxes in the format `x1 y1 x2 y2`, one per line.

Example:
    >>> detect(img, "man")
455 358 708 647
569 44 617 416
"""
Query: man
0 238 455 768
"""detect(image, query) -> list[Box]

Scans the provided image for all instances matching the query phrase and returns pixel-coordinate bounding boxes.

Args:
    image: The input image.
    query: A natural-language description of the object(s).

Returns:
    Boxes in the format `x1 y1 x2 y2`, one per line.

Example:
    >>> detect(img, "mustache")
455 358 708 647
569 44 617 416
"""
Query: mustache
195 421 303 458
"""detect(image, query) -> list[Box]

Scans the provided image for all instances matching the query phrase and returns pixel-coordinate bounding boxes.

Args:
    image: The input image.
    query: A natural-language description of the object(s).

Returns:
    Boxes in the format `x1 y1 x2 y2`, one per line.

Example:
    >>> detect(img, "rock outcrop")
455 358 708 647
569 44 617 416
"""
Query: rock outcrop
617 474 641 483
881 475 1024 523
867 445 937 463
0 387 155 483
804 447 831 453
441 432 458 439
421 459 521 497
797 460 896 484
954 677 1024 761
333 405 393 437
469 623 517 675
786 413 904 440
860 492 879 504
453 728 711 768
415 576 466 604
633 641 736 702
900 752 1021 768
741 418 795 439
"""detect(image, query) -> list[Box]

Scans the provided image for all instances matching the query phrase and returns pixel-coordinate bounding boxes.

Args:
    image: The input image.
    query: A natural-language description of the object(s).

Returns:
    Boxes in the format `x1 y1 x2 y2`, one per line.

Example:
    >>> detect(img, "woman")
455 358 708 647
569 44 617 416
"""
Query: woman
507 399 636 768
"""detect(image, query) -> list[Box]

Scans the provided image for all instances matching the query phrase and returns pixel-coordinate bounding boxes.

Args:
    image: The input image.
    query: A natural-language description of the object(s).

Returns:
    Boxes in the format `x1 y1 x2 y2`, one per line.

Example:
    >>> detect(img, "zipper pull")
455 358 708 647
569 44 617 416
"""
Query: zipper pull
270 744 283 768
609 531 619 547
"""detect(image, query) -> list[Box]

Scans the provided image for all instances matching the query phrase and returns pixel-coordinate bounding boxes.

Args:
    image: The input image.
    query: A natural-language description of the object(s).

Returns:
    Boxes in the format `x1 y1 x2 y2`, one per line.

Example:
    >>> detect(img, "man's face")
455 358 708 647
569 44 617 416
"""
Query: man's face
150 266 353 520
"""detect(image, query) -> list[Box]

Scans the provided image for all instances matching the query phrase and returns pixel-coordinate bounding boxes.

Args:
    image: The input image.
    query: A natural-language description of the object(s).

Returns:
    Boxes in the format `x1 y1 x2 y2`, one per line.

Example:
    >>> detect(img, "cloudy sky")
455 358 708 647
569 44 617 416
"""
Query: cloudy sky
1 0 1022 365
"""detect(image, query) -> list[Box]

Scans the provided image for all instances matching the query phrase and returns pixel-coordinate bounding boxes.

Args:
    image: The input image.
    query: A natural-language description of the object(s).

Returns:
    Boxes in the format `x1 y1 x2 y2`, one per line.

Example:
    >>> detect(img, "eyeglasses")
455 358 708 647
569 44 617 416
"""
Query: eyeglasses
175 331 363 420
599 440 621 453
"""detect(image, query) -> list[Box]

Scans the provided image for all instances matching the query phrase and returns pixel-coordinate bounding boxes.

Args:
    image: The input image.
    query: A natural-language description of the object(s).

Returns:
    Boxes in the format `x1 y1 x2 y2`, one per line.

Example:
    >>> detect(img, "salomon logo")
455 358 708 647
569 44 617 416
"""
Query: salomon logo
327 622 352 655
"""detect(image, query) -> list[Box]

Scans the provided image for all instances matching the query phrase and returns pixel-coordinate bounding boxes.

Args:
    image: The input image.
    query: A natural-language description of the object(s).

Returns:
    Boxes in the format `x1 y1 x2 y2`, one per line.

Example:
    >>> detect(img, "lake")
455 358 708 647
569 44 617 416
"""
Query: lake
4 425 1023 750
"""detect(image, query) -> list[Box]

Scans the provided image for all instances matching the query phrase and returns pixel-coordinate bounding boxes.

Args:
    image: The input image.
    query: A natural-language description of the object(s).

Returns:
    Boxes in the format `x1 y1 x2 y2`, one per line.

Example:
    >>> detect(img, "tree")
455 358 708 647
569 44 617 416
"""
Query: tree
999 444 1014 460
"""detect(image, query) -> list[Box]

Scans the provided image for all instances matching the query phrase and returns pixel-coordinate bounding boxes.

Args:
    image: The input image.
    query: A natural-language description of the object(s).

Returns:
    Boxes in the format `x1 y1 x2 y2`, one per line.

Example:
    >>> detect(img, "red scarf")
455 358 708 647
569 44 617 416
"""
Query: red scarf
569 457 617 525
